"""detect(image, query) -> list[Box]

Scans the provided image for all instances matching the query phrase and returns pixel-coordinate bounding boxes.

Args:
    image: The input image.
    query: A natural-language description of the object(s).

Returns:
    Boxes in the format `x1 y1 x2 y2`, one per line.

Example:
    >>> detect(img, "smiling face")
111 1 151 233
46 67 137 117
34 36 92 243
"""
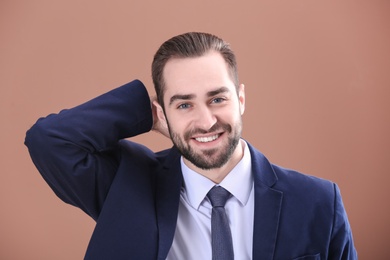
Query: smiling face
155 51 245 176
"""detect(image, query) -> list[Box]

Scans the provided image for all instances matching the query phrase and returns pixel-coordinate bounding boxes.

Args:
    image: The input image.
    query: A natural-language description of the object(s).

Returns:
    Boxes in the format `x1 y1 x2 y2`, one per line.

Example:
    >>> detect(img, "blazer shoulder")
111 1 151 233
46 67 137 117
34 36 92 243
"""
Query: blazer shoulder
247 142 333 195
269 163 338 214
273 164 333 187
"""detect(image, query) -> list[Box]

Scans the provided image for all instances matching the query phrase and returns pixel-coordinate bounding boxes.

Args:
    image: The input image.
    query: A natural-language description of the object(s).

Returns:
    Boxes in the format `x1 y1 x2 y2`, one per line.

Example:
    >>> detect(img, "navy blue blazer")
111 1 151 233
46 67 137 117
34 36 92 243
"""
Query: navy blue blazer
25 80 357 259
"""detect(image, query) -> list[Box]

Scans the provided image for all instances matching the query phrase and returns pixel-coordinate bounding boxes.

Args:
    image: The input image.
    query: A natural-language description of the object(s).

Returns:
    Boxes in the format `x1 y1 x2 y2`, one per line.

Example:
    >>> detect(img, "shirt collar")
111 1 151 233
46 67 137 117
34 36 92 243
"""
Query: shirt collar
181 140 253 209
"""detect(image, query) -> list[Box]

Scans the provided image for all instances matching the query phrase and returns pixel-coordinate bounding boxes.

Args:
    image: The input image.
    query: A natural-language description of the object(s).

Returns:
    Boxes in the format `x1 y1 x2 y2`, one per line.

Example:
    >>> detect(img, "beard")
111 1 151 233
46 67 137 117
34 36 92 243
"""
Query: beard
168 119 242 170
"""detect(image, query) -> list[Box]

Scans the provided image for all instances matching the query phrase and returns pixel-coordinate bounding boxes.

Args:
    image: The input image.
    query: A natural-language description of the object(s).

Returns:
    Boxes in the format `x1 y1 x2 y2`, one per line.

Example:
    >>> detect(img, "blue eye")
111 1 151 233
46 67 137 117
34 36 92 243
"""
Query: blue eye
211 97 224 104
178 103 191 109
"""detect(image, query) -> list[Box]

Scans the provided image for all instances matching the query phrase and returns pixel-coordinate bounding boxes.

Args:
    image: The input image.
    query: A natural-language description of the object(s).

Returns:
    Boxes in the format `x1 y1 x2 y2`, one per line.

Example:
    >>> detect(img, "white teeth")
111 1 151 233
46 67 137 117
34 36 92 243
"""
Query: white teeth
195 134 219 143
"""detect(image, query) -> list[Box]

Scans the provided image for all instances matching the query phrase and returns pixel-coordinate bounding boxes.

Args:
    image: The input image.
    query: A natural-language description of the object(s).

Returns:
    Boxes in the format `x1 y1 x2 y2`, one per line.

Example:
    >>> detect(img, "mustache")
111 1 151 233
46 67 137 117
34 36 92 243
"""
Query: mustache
184 122 232 140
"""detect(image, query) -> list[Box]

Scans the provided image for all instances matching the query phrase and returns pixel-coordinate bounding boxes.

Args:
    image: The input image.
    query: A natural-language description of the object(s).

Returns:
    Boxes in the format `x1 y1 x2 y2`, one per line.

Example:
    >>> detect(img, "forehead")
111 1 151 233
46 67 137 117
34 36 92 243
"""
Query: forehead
162 51 235 98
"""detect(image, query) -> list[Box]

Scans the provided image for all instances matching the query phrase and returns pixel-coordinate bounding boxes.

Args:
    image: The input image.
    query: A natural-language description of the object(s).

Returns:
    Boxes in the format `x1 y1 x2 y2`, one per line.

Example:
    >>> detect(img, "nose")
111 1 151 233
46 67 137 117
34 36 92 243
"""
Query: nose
194 105 217 131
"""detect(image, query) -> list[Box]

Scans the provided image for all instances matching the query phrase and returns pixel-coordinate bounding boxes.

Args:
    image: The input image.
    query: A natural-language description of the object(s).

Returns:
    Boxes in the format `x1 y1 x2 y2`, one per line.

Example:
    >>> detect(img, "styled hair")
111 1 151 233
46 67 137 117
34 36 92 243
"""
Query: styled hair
152 32 239 107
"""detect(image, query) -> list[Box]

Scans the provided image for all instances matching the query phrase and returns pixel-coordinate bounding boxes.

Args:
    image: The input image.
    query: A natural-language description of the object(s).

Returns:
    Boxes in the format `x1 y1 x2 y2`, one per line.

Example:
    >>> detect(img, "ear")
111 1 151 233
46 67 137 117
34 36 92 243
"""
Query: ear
238 83 245 115
152 100 168 128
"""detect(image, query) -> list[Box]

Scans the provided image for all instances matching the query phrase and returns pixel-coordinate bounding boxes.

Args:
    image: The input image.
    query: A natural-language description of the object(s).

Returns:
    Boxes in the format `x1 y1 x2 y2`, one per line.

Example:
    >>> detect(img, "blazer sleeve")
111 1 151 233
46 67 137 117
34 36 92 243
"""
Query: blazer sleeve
24 80 153 220
329 184 358 259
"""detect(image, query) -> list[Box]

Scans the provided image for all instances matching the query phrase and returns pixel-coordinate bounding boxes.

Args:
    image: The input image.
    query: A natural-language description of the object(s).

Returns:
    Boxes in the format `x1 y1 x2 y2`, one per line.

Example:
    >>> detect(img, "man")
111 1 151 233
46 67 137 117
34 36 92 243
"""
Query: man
25 32 357 259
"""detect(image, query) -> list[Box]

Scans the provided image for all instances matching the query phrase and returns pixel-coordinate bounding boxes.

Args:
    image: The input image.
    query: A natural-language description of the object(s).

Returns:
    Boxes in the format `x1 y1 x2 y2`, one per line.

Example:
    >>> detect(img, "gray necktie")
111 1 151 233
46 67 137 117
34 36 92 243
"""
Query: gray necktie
207 186 234 260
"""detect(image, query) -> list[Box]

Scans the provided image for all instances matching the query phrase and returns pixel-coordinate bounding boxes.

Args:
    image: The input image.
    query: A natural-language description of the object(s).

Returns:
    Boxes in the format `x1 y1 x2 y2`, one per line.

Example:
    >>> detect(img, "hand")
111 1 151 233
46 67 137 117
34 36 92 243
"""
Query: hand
151 96 170 138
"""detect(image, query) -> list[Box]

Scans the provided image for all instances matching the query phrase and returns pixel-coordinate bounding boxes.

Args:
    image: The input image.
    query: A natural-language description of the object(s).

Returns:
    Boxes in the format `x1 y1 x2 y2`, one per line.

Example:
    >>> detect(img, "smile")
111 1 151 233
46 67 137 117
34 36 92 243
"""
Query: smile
195 134 220 143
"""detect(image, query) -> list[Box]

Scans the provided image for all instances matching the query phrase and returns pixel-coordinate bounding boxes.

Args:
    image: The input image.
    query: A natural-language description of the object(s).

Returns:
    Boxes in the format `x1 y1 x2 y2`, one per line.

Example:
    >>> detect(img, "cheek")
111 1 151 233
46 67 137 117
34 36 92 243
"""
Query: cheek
166 114 188 134
219 109 240 123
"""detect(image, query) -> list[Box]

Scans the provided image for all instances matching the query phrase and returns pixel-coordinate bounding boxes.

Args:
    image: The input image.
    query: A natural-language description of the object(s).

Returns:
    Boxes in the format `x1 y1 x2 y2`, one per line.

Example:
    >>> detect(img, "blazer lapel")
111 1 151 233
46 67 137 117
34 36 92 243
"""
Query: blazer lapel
154 144 283 259
248 144 283 260
155 147 183 260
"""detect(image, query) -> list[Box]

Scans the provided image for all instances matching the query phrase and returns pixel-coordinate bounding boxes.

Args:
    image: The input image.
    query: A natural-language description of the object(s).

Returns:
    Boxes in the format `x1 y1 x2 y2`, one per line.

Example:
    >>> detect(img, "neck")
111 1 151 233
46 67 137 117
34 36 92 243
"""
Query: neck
183 139 245 184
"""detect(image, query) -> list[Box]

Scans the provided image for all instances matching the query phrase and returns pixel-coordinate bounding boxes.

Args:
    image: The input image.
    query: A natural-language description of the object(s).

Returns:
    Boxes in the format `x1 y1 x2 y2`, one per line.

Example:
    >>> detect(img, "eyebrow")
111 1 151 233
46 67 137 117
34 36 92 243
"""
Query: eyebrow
168 86 230 106
206 86 230 97
169 94 196 106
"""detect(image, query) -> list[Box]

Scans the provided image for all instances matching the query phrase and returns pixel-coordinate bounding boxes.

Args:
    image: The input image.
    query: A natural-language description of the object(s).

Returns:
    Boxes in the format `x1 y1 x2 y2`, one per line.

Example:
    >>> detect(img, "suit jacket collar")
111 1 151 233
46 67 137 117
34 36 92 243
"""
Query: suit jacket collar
155 147 183 260
248 143 283 259
155 143 283 260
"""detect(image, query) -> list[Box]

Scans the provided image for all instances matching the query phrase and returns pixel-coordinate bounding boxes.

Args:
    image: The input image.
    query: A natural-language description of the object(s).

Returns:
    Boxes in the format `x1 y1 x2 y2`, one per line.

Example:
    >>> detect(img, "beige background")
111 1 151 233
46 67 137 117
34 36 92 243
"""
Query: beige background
1 0 389 259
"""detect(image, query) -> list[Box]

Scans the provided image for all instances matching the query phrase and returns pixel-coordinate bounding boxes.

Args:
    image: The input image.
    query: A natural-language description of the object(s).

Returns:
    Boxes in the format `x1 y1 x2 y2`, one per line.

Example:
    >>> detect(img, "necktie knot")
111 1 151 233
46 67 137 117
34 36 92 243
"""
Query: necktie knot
207 186 231 208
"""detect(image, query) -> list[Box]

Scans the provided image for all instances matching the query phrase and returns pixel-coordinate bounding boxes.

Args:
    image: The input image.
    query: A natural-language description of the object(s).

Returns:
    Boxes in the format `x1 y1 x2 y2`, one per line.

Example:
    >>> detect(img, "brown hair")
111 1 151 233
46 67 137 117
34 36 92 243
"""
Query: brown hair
152 32 239 108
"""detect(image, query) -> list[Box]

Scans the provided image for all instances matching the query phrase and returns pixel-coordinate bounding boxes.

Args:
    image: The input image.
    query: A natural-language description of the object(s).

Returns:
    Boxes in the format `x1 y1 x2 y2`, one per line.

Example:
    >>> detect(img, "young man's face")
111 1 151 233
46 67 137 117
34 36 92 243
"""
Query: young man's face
157 51 245 170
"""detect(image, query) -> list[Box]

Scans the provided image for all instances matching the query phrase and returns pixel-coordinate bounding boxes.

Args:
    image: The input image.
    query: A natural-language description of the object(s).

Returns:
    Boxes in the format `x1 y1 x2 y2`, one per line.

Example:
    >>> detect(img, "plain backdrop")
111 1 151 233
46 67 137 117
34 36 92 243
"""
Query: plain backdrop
1 1 389 259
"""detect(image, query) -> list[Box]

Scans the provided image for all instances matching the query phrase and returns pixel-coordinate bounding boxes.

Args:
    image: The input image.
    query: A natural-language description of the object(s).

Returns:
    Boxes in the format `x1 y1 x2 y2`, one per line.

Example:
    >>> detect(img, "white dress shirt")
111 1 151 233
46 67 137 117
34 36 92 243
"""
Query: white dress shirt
167 140 254 260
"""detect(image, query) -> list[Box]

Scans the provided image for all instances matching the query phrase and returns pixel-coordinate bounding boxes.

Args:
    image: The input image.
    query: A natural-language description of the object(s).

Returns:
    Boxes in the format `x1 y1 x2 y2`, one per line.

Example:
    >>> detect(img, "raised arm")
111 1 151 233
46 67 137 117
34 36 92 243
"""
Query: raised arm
25 80 153 220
